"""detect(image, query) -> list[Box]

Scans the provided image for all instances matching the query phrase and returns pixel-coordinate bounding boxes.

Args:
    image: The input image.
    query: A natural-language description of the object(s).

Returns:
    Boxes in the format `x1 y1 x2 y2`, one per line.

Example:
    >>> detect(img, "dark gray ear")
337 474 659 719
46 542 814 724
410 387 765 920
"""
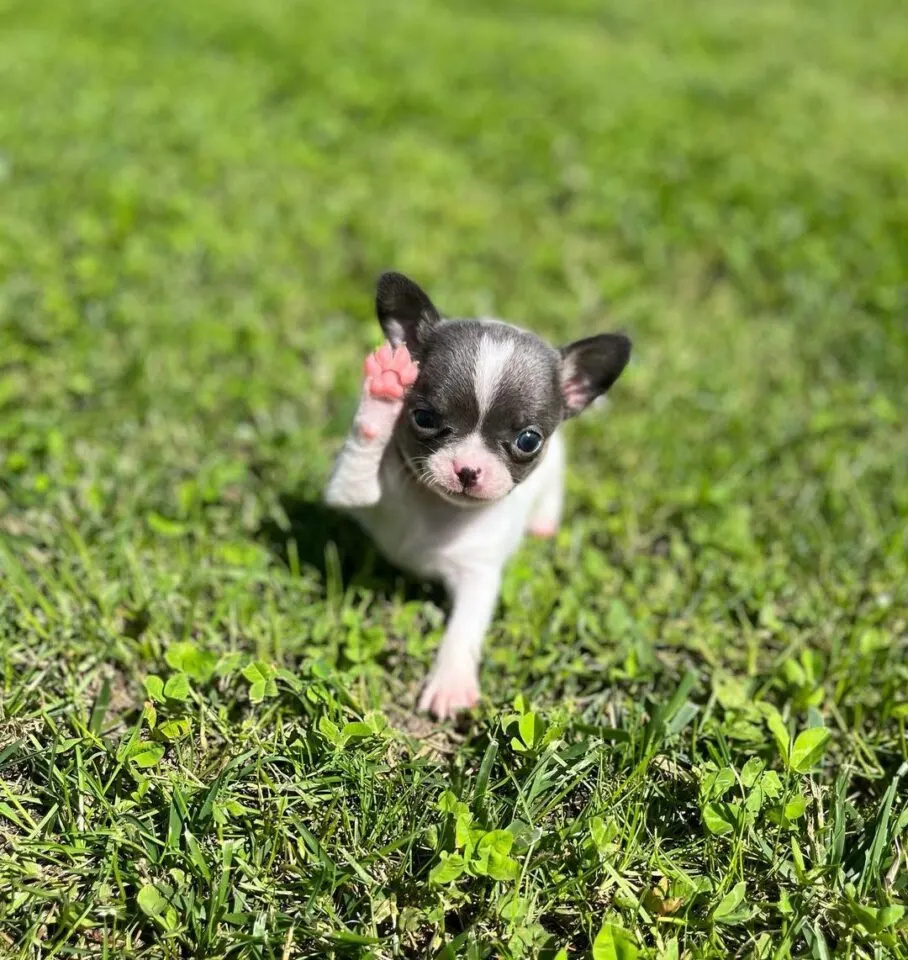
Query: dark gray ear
559 333 631 417
375 272 441 354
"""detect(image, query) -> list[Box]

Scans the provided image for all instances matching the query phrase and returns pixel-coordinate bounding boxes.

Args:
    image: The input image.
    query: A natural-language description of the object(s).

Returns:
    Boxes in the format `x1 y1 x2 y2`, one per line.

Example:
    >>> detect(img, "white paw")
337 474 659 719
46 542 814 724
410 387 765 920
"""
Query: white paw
528 519 559 538
418 663 480 720
355 343 419 440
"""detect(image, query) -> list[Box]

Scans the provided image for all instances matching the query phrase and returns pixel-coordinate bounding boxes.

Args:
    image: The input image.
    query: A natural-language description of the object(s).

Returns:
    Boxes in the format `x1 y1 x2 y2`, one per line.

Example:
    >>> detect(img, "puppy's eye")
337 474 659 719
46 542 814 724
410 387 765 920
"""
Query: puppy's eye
514 429 543 455
411 408 442 434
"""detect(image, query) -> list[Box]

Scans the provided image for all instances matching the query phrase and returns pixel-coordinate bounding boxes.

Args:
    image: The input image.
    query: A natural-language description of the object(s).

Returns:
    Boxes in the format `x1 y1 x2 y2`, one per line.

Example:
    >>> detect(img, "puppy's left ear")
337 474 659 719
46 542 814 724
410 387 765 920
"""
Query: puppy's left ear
375 272 441 356
559 333 631 417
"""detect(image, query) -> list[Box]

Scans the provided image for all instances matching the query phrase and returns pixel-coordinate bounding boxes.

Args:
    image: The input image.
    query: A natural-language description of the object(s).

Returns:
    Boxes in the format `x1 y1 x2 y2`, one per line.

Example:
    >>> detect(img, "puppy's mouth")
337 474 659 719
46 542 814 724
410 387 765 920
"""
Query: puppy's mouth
420 473 494 506
436 484 494 504
396 447 504 506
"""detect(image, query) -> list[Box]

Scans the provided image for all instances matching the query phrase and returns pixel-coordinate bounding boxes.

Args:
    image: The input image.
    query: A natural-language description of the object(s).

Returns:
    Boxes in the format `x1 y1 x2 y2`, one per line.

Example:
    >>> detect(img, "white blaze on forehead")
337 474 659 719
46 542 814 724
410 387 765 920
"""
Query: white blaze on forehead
473 333 516 421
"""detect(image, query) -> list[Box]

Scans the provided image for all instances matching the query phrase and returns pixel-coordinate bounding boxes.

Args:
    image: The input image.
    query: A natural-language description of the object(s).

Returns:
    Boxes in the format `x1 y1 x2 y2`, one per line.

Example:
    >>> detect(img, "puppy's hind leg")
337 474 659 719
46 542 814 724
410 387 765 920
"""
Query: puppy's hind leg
527 431 565 538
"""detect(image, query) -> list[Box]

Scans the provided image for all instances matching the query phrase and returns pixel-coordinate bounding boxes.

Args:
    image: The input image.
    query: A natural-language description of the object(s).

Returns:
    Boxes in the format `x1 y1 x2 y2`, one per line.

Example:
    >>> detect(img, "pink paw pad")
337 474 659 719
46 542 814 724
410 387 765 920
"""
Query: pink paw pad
419 668 480 720
364 343 419 400
529 522 558 539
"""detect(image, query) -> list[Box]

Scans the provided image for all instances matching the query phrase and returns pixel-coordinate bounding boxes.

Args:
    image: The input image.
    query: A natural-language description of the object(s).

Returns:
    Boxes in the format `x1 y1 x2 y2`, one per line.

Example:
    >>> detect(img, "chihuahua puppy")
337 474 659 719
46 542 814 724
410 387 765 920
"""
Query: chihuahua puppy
325 273 631 719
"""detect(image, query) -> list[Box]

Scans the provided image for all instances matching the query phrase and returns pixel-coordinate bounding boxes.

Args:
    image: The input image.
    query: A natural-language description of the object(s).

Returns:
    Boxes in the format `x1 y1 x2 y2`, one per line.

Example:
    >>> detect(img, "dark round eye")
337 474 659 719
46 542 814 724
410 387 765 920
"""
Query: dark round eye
411 408 442 433
514 429 543 455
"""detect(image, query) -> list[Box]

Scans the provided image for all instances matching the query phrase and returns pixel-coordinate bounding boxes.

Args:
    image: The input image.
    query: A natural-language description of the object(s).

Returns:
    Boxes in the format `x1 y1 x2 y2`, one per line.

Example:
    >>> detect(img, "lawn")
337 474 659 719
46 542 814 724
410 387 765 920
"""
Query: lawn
1 0 907 956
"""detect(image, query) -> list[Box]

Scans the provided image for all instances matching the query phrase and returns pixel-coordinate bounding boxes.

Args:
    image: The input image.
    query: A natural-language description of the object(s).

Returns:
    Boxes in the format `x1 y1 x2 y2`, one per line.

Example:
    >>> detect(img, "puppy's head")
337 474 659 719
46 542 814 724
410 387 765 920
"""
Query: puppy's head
376 272 631 505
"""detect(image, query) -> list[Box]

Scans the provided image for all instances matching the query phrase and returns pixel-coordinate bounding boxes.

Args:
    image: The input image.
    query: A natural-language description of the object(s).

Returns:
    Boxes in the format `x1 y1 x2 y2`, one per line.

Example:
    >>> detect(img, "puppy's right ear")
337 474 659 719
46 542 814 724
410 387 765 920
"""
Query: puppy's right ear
559 333 631 417
375 272 441 354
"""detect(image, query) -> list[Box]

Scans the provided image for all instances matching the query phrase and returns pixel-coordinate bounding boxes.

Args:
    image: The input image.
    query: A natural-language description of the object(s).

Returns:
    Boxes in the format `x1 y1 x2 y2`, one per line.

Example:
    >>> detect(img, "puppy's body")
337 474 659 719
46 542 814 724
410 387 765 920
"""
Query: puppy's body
325 274 629 718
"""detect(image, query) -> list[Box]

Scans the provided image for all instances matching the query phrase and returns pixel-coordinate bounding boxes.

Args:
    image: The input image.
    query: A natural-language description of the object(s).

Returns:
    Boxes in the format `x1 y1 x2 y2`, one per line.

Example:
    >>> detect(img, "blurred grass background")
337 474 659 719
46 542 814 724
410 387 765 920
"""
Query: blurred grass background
0 0 906 956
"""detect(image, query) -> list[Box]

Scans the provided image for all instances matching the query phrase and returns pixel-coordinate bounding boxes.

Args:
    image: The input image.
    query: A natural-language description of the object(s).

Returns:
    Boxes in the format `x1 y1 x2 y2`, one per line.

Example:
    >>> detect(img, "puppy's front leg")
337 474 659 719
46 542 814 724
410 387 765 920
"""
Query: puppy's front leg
419 568 502 720
324 343 418 509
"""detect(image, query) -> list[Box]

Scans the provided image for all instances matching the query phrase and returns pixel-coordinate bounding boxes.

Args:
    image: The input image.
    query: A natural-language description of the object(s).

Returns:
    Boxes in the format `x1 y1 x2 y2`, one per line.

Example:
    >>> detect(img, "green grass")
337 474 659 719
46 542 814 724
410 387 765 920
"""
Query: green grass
1 0 907 955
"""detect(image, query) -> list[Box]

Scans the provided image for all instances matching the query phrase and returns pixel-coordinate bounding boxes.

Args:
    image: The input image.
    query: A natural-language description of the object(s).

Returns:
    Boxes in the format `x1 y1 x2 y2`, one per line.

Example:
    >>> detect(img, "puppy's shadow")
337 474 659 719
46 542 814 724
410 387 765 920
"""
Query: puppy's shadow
258 494 442 605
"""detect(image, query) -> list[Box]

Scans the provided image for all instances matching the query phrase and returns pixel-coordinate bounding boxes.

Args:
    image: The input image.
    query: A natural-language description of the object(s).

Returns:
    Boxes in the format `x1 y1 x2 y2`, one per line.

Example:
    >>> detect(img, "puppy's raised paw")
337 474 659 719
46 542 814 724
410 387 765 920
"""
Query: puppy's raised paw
356 343 419 440
364 343 418 400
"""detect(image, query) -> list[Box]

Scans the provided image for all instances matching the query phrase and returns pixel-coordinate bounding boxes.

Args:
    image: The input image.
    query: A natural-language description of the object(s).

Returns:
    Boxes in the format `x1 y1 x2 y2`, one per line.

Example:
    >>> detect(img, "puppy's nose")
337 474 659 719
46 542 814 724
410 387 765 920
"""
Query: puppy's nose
456 465 480 488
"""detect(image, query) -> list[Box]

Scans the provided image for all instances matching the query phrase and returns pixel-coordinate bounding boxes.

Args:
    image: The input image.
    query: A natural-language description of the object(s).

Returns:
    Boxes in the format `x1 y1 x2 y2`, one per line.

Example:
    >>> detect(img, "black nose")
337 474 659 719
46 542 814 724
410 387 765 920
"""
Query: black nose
456 466 479 488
